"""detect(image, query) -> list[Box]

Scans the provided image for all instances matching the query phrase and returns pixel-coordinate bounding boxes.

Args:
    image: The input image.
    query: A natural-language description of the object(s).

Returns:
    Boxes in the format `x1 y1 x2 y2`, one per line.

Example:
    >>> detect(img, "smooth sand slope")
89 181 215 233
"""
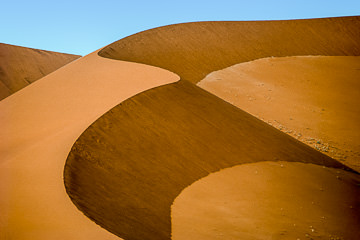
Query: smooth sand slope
198 56 360 171
63 16 360 240
173 162 360 240
0 49 178 240
0 43 81 100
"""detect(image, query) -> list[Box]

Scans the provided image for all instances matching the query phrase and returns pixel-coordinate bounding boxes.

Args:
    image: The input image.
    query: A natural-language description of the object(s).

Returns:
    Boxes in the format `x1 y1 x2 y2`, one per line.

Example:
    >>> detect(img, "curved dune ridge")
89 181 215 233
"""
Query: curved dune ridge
0 49 178 239
198 56 360 172
1 16 359 240
99 16 360 83
0 43 81 100
64 80 357 240
64 16 360 240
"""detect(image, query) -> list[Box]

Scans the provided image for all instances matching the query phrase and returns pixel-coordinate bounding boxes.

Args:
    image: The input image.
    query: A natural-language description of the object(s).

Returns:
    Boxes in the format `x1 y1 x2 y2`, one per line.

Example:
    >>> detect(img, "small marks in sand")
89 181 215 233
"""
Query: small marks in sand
263 119 359 171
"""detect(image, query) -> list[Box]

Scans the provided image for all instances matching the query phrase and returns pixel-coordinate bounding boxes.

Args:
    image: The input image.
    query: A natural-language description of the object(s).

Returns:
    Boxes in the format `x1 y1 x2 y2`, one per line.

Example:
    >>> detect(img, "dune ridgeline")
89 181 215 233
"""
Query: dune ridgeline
0 43 81 100
1 16 360 240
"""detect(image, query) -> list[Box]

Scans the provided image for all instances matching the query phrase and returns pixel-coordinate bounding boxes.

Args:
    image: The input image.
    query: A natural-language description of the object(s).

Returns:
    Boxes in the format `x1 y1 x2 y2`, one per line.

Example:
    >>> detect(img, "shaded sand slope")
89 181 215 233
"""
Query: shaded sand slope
64 16 360 240
3 16 358 240
198 56 360 171
0 43 81 100
64 80 356 240
173 162 360 240
99 16 360 83
0 49 178 239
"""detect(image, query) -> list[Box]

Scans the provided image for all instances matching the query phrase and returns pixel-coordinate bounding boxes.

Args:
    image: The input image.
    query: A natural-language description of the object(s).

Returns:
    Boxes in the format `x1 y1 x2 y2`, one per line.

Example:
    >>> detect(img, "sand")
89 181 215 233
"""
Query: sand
172 161 360 240
0 43 81 100
2 16 360 240
100 16 360 83
64 80 354 240
63 17 360 239
198 56 360 172
0 49 179 240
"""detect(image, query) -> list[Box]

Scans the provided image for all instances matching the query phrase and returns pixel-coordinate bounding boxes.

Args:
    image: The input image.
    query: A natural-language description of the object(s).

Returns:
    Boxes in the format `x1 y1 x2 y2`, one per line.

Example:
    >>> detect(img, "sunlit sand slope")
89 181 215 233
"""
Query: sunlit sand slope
99 16 360 83
0 50 178 240
173 162 360 240
198 56 360 171
64 80 355 240
0 43 81 100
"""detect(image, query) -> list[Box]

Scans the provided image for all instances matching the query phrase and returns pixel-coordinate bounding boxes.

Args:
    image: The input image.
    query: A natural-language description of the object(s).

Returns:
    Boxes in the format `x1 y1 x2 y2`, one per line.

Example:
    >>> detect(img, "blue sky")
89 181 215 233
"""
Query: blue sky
1 0 359 56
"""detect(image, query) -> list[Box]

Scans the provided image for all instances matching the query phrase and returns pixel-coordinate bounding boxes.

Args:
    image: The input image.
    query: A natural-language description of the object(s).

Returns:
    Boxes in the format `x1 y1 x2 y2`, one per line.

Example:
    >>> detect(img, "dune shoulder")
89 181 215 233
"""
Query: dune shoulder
0 43 81 100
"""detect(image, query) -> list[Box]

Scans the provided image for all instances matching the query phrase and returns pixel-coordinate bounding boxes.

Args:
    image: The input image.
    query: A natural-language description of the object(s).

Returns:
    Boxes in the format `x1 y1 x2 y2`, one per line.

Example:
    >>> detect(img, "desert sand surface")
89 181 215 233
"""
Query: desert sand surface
172 161 360 240
65 80 355 240
2 16 360 240
100 16 360 83
0 49 178 240
198 56 360 172
0 43 81 100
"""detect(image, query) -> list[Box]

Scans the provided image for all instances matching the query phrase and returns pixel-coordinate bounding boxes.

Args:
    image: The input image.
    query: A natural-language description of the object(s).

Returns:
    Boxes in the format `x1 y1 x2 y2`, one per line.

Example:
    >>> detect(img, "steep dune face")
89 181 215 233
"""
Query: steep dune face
64 80 354 240
0 49 178 240
0 43 81 100
198 56 360 171
61 16 360 240
99 16 360 83
3 16 360 240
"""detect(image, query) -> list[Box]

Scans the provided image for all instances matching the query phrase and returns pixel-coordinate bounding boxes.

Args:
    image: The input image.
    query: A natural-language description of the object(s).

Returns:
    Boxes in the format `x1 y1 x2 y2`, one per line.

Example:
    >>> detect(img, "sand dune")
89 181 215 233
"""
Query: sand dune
64 16 359 240
198 56 360 172
100 16 360 83
0 49 178 240
2 16 360 240
0 43 81 100
65 80 356 240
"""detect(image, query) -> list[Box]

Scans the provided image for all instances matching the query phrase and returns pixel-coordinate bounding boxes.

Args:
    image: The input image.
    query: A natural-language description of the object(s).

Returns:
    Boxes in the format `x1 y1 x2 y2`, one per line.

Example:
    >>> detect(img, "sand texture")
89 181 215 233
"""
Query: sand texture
99 16 360 83
65 80 355 240
0 43 81 100
66 17 359 239
2 16 360 240
198 56 360 172
173 162 360 240
0 49 178 240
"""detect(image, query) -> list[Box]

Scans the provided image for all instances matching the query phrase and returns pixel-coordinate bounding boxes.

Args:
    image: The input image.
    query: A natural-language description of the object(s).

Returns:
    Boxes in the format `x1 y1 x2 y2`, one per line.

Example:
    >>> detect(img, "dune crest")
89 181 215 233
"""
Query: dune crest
63 17 360 240
100 16 360 83
64 80 354 240
0 49 178 240
2 16 360 240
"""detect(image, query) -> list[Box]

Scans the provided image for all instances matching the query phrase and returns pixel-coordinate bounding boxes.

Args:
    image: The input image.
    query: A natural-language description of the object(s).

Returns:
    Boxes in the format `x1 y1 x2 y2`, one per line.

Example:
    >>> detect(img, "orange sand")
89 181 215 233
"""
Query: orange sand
2 17 360 239
172 162 360 239
0 49 179 240
100 17 360 84
198 56 360 171
0 43 80 100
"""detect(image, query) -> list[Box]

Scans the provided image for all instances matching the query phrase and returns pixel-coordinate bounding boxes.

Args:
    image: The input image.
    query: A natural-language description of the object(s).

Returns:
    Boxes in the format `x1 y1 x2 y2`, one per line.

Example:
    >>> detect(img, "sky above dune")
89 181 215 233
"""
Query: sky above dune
2 0 359 56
